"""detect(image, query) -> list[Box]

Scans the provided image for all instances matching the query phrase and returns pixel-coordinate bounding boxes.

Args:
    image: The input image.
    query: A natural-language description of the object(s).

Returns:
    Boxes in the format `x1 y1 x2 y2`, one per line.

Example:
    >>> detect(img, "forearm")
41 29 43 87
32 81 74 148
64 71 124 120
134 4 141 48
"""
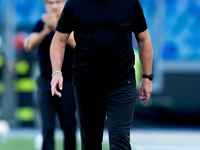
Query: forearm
136 29 153 103
50 31 69 72
137 31 153 75
26 31 48 51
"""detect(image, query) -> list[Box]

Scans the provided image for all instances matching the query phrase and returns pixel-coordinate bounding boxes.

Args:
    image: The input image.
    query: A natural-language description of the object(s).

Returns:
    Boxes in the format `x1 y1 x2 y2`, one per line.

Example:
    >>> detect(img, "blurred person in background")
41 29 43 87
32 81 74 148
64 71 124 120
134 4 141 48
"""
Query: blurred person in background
24 0 77 150
50 0 153 149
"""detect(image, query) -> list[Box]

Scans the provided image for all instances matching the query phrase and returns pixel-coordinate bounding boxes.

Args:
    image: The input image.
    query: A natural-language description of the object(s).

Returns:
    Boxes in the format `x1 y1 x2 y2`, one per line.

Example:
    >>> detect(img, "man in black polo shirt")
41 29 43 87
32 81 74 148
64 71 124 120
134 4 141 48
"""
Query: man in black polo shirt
50 0 153 149
24 0 76 149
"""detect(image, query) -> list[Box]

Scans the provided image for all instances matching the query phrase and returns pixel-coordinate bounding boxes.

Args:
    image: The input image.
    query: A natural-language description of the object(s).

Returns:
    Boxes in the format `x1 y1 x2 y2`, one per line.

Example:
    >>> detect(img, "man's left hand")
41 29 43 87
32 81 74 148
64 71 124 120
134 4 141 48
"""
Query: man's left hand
140 78 152 104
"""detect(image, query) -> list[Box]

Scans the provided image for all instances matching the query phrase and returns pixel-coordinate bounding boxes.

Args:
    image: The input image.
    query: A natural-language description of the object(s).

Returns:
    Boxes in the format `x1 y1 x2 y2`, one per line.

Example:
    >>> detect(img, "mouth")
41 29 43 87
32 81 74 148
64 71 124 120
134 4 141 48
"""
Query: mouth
53 10 59 13
51 10 60 15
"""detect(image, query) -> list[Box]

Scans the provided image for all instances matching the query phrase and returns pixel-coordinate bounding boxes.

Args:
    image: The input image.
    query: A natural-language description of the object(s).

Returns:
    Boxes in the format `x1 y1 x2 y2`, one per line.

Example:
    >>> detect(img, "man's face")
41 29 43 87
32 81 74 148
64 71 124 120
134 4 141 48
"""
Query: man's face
45 0 65 16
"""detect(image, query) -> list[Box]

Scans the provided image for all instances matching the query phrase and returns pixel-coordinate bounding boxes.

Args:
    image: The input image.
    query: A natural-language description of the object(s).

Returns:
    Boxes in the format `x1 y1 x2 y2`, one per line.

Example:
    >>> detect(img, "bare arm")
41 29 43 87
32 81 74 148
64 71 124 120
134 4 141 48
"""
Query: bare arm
50 31 70 97
25 13 59 51
135 29 153 104
25 27 75 51
25 28 50 51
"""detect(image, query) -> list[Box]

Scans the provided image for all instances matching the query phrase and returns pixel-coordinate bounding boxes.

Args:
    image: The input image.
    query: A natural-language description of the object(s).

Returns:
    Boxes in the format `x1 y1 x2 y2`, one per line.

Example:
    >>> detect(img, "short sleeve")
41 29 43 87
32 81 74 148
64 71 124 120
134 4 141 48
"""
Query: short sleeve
56 0 74 34
131 0 147 34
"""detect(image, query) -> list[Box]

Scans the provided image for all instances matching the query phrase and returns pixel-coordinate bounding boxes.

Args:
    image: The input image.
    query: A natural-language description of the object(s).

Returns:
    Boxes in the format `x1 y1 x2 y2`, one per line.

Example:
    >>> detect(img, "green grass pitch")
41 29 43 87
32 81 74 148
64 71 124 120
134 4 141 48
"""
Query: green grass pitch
0 138 109 150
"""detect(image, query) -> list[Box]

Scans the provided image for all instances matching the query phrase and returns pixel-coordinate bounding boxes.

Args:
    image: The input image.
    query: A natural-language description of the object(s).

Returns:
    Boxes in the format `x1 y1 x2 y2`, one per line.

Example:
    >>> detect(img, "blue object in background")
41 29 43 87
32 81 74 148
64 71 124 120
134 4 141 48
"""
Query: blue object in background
15 0 45 27
0 0 2 25
162 41 178 60
140 0 200 61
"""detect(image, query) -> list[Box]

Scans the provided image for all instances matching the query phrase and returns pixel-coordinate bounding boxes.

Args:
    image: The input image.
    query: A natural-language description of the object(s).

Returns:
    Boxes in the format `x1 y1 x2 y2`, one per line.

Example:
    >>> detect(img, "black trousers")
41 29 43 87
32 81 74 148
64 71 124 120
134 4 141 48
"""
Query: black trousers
37 76 77 150
74 80 137 150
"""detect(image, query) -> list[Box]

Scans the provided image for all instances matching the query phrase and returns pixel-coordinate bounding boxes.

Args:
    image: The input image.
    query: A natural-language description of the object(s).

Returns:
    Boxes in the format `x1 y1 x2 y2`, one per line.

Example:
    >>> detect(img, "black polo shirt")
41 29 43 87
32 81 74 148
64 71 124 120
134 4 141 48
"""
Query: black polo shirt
32 20 74 81
56 0 147 86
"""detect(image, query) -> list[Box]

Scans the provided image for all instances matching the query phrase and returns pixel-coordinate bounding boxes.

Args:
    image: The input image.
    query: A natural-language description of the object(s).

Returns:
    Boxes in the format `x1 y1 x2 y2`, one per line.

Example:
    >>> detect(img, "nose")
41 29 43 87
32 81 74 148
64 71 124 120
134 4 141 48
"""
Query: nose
52 2 58 8
51 2 60 12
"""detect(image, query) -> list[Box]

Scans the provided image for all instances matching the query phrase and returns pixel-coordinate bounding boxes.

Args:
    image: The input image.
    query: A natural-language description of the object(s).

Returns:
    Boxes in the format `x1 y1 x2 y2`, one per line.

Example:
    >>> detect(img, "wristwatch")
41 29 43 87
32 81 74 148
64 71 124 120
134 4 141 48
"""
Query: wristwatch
142 74 153 81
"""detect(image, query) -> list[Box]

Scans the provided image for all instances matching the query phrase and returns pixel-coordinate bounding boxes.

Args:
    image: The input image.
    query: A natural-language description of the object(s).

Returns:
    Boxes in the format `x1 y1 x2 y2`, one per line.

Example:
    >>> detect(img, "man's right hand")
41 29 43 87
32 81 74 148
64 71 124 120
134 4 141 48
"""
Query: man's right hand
42 13 58 31
51 73 63 97
50 32 70 97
